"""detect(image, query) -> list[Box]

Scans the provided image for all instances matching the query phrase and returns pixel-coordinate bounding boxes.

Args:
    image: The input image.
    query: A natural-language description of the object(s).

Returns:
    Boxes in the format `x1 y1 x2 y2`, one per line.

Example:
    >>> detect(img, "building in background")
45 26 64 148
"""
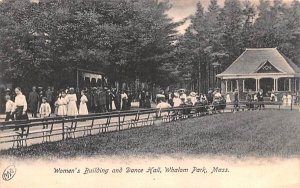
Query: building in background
217 48 300 100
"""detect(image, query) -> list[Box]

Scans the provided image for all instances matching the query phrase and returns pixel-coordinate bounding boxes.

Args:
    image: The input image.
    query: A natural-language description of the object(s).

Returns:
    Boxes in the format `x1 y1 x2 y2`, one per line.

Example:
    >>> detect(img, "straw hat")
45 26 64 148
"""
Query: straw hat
190 92 197 97
156 94 165 98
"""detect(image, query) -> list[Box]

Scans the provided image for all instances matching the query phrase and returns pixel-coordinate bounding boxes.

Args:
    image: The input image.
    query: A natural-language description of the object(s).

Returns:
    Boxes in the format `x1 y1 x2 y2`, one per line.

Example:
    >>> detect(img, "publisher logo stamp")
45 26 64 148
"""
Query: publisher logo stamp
2 165 16 181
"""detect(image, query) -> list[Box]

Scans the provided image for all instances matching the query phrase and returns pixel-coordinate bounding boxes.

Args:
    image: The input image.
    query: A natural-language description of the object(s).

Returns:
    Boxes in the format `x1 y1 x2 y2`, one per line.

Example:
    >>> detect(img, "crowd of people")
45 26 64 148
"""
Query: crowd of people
3 86 226 122
2 84 299 122
2 86 137 122
155 88 226 116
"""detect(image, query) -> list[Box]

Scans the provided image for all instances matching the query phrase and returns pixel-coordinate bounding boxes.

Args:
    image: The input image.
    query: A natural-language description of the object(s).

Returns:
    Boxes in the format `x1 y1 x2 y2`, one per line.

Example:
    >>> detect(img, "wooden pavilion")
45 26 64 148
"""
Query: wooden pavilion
216 48 300 99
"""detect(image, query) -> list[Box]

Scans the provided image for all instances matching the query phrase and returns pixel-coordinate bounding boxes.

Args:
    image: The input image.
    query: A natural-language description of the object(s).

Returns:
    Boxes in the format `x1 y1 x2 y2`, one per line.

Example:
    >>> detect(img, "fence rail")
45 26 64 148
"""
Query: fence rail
0 101 291 149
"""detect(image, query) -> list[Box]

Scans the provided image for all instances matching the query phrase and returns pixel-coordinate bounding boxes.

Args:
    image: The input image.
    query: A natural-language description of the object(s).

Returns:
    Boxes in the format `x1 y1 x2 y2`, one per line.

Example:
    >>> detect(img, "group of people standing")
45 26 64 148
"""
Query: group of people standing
155 88 225 117
55 88 88 116
158 88 223 108
3 86 90 121
86 87 132 113
4 87 28 122
138 89 152 108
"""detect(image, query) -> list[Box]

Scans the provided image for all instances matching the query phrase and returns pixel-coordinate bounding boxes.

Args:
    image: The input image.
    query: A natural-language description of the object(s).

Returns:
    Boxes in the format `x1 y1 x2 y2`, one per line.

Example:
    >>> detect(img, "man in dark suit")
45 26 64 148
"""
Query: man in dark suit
257 89 265 110
93 88 101 113
105 87 113 112
99 88 107 112
28 86 39 117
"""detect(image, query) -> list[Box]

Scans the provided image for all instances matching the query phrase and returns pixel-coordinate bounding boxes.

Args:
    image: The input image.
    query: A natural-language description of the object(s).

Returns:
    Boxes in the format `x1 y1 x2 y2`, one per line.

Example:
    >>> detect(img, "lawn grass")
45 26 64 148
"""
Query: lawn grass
1 110 299 159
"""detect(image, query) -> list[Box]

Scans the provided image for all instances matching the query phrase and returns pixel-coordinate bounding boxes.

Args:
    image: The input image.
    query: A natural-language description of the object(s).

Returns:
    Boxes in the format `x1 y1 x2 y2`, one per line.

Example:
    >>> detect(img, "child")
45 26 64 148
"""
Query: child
39 97 51 118
56 91 67 116
5 95 14 121
79 90 88 115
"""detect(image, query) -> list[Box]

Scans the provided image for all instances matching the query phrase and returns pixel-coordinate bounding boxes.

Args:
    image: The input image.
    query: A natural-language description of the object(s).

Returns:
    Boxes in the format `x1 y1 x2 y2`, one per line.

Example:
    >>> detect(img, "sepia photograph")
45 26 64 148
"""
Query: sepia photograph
0 0 299 187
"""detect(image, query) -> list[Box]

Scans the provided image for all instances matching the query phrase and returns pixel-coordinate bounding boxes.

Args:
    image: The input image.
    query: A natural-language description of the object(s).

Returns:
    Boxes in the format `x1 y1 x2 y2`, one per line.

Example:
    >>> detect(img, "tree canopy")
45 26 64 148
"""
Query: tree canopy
175 0 300 92
0 0 180 89
0 0 299 92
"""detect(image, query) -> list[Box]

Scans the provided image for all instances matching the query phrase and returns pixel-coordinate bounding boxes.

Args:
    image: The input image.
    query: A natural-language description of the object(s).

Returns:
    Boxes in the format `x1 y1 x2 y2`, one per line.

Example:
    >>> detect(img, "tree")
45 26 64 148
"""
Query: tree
0 0 181 90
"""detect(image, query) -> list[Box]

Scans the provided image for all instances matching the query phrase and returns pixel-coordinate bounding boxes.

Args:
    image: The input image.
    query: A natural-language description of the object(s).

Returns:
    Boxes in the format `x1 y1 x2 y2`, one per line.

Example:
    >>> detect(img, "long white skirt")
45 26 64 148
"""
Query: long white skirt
226 94 231 103
79 103 88 115
67 101 78 116
282 97 288 106
57 105 67 116
287 95 292 106
112 101 116 110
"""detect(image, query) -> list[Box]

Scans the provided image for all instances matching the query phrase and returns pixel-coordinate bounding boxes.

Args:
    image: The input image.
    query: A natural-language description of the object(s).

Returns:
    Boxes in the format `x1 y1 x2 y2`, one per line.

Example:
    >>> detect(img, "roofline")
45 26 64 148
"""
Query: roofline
277 50 300 73
218 48 300 76
216 73 300 79
219 48 277 75
221 49 248 75
245 48 277 50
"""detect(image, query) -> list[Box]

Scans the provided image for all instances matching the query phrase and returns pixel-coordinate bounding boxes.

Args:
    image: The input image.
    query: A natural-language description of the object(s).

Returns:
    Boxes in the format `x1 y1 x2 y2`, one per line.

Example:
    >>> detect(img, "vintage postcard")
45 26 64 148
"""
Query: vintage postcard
0 0 300 187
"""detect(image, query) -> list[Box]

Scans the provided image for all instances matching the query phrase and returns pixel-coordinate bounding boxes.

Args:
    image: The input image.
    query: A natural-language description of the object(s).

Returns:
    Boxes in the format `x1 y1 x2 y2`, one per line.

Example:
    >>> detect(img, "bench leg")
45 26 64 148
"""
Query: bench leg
87 127 92 136
46 133 51 142
42 132 46 143
83 127 86 136
130 121 134 129
12 136 17 148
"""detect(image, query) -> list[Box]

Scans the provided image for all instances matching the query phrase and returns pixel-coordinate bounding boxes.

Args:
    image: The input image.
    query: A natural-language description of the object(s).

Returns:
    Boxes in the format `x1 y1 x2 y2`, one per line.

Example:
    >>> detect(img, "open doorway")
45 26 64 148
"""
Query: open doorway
260 78 273 96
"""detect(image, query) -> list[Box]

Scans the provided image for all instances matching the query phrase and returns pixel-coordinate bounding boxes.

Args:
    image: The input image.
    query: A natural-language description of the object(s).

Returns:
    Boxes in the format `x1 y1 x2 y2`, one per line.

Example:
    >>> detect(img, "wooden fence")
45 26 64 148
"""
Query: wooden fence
0 101 287 149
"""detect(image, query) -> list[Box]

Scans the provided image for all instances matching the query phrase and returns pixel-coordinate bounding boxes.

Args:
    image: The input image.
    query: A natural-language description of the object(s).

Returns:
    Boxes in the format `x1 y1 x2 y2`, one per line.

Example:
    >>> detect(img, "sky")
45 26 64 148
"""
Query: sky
167 0 295 33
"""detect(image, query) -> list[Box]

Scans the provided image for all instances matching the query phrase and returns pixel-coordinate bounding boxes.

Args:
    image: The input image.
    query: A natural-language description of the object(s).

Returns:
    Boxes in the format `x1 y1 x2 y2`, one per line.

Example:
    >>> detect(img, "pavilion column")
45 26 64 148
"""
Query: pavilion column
289 78 292 92
255 79 258 91
225 80 228 93
242 79 245 92
255 78 260 92
231 80 233 92
273 78 276 91
236 79 239 91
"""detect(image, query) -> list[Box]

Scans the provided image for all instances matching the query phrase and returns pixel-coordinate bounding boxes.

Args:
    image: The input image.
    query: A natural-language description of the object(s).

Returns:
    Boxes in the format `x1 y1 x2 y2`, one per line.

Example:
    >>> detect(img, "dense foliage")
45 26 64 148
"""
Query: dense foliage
0 0 299 92
175 0 300 92
0 0 180 89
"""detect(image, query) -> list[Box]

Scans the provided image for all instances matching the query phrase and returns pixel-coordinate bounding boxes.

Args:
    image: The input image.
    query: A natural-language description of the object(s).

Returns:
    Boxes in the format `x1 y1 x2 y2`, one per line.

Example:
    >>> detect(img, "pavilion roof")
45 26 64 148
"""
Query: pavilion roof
217 48 300 78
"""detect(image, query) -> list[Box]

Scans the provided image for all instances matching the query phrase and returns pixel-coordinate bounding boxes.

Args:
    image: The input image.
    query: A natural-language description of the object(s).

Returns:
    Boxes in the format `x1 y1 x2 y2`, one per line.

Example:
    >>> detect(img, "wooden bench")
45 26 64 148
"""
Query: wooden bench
74 118 95 136
65 119 77 139
99 116 112 133
0 131 20 148
140 111 155 126
130 111 140 128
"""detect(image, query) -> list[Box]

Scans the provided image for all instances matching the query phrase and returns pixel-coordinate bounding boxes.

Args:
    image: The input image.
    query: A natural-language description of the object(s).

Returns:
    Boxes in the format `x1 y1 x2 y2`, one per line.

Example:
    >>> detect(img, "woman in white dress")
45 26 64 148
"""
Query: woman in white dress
56 91 67 116
287 93 292 106
173 93 181 107
66 88 78 116
189 92 197 105
282 93 288 106
12 87 28 121
226 93 231 103
121 90 128 110
79 90 88 115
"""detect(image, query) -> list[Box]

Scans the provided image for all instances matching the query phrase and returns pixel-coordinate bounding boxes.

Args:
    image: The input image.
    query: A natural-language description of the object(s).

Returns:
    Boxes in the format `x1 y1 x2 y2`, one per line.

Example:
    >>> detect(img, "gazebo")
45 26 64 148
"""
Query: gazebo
216 48 300 99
